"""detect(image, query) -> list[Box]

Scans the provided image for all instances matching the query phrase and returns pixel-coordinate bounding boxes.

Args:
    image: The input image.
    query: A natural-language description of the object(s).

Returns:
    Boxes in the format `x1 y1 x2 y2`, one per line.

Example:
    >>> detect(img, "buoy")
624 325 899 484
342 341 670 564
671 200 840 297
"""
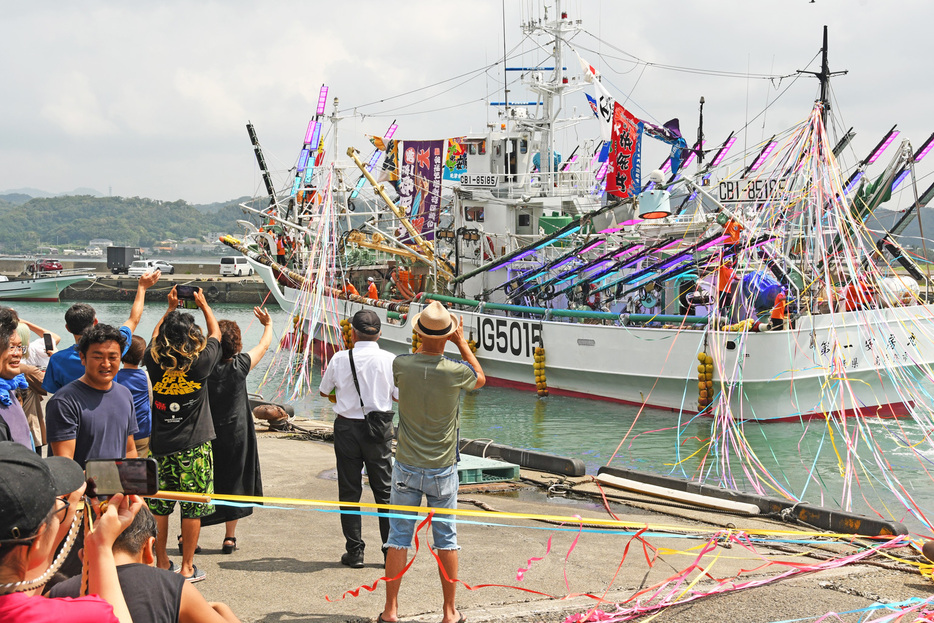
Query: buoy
339 318 353 350
411 329 421 353
534 345 548 397
697 351 714 411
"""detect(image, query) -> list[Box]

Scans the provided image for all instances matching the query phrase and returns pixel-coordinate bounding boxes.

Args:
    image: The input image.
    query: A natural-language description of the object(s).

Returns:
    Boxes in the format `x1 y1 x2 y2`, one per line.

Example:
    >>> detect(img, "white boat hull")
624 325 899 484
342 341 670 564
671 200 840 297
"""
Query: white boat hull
251 260 933 422
0 273 94 302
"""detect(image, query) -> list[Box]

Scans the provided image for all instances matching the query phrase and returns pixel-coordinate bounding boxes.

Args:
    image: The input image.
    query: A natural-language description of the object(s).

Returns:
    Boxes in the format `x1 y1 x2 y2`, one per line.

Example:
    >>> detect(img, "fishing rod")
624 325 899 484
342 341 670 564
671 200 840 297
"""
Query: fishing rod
487 236 606 297
451 199 630 285
492 235 630 300
545 237 676 301
519 241 642 299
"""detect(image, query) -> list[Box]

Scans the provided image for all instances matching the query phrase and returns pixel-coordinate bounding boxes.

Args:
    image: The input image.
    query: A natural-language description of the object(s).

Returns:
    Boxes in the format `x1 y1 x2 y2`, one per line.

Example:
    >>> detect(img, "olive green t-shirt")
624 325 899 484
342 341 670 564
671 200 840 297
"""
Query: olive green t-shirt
393 353 478 468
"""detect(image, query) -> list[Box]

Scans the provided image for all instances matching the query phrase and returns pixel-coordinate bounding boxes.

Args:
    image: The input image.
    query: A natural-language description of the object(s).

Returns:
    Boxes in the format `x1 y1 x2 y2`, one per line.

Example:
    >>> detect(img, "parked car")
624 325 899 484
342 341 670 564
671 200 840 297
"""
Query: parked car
127 259 174 278
219 256 253 277
27 259 63 273
150 259 175 274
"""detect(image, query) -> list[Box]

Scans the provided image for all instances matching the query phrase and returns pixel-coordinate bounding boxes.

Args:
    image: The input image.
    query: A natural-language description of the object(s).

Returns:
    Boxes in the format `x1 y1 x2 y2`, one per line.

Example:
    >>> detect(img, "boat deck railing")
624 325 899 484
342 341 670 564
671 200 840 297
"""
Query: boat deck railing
27 268 96 278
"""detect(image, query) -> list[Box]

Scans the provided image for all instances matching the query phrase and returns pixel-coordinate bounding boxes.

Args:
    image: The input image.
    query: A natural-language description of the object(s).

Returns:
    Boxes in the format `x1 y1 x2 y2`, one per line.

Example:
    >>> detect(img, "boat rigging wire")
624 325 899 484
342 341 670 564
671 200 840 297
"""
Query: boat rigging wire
578 29 799 81
338 38 534 116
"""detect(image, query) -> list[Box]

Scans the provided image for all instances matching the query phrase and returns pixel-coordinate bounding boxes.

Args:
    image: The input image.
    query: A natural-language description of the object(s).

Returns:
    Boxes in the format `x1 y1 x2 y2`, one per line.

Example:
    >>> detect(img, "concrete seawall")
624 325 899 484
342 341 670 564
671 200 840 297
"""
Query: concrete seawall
61 275 271 304
1 256 273 304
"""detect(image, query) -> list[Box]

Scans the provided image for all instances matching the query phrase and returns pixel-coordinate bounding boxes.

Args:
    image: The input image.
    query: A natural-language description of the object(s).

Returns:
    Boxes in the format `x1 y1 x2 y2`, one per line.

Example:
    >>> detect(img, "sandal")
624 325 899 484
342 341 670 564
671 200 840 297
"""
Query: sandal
180 565 206 583
177 534 202 555
222 537 237 554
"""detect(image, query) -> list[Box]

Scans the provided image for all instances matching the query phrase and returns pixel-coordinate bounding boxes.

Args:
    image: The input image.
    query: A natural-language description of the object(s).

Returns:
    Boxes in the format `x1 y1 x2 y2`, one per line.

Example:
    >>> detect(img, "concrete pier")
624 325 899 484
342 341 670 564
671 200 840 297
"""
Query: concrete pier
185 420 930 623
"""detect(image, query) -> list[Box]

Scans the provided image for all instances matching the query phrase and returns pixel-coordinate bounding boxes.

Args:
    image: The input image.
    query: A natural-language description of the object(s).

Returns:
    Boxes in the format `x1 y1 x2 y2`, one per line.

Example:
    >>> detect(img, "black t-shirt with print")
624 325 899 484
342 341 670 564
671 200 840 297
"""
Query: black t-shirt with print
144 337 221 457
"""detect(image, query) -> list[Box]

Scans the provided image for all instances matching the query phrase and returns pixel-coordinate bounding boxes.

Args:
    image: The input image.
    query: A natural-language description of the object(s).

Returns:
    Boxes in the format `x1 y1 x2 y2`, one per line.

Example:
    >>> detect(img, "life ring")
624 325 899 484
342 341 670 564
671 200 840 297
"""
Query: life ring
206 285 220 301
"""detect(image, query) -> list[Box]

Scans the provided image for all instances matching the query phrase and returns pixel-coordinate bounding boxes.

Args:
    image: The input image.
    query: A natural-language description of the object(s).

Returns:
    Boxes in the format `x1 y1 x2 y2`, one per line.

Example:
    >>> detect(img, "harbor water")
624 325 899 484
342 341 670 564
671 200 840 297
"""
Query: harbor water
11 300 934 534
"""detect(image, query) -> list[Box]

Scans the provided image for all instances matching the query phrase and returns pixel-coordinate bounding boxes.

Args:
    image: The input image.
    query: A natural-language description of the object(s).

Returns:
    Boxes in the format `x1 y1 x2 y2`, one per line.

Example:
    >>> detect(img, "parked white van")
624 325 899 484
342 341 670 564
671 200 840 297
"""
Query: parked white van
219 256 253 277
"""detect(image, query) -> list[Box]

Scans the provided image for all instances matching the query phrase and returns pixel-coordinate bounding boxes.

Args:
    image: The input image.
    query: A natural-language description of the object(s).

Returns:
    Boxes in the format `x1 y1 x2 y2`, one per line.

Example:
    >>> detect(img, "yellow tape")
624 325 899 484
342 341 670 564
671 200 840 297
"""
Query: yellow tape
156 490 908 540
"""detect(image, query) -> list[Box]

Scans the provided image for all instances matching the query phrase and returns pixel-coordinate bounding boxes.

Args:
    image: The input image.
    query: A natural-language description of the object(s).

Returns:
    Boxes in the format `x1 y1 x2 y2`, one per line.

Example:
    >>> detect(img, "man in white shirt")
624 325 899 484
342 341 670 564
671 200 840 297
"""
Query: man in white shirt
319 310 397 569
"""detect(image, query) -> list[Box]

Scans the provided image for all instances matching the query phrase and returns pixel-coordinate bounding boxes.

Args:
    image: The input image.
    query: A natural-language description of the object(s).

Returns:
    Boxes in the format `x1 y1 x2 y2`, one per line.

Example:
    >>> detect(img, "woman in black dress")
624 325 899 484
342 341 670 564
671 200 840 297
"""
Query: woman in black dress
200 306 273 553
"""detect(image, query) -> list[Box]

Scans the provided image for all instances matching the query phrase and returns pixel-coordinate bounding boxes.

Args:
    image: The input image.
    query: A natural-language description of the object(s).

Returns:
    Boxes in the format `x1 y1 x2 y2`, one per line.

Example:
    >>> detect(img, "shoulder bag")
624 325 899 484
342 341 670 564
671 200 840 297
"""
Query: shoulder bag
348 349 395 442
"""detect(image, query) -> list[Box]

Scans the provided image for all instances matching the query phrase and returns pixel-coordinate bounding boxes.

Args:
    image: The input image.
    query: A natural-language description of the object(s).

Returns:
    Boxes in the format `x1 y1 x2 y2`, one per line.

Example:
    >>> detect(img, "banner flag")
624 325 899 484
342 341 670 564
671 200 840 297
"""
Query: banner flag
606 102 643 199
644 119 689 176
579 53 614 142
443 137 468 181
397 139 445 242
377 139 400 190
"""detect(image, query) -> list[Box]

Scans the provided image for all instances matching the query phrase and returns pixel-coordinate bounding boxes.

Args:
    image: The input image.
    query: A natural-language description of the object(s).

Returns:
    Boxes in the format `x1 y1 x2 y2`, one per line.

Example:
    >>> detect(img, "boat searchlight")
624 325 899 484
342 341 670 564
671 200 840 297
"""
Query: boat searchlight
638 169 672 219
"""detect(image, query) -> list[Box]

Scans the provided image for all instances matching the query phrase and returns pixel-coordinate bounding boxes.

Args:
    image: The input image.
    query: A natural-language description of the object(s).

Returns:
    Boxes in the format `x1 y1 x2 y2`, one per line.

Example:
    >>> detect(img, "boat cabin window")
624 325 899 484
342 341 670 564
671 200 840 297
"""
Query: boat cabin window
520 139 528 154
517 211 533 234
466 139 487 156
465 205 485 222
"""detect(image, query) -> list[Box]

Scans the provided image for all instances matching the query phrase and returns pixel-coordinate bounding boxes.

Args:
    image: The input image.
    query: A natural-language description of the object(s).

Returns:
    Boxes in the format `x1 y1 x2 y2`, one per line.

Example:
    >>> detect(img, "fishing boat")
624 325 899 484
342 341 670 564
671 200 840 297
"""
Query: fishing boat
0 269 95 302
224 4 934 424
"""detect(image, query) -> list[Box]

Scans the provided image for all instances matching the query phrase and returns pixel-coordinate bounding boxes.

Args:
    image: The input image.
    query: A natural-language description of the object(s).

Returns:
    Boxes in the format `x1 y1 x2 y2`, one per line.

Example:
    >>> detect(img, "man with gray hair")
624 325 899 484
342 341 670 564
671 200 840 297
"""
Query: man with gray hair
319 309 397 569
380 300 485 623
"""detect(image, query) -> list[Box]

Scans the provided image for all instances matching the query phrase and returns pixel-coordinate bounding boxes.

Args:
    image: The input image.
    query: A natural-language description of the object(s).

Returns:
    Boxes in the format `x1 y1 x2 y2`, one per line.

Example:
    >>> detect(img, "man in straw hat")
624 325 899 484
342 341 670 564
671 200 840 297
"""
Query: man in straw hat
380 300 484 623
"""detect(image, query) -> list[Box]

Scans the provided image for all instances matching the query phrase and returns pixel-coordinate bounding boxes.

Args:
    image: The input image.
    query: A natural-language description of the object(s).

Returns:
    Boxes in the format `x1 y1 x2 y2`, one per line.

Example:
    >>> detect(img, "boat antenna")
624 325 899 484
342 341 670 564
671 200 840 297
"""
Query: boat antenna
502 0 509 131
797 25 847 126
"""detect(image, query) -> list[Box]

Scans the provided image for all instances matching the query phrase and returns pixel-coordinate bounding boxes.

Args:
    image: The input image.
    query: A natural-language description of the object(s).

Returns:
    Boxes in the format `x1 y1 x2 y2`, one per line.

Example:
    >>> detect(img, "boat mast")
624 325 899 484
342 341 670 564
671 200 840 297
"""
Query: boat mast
523 1 578 193
798 25 847 127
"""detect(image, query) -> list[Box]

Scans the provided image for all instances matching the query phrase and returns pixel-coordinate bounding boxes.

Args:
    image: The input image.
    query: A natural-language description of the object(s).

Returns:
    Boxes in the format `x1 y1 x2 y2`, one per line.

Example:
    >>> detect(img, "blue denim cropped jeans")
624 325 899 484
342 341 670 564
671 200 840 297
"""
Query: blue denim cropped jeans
386 460 459 550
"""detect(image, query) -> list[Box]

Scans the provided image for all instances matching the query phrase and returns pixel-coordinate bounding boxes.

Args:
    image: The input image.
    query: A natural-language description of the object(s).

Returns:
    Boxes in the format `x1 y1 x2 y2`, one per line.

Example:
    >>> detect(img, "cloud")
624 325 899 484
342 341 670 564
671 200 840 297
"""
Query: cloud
39 71 118 137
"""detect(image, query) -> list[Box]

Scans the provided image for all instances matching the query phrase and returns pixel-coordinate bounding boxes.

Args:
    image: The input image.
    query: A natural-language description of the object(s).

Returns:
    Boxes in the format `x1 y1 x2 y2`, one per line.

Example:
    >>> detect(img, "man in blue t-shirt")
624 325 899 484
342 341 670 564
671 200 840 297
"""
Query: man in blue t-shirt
46 324 138 467
115 335 152 458
43 271 161 394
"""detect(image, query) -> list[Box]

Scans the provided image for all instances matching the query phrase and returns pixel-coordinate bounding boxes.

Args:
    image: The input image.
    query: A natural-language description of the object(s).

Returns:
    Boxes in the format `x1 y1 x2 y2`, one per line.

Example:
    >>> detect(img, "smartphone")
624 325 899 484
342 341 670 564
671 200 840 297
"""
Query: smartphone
85 458 159 497
176 285 199 300
176 285 200 309
43 332 54 352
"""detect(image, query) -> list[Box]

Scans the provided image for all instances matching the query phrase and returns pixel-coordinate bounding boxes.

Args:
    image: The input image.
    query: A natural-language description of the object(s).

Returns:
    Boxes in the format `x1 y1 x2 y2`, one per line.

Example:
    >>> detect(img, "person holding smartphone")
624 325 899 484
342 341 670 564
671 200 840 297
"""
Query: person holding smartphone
0 441 143 623
144 286 221 583
200 307 273 554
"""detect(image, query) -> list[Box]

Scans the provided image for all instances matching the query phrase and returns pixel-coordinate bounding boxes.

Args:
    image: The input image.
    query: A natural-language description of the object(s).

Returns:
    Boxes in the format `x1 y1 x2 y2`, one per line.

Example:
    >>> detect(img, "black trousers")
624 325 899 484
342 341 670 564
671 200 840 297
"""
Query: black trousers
333 416 392 554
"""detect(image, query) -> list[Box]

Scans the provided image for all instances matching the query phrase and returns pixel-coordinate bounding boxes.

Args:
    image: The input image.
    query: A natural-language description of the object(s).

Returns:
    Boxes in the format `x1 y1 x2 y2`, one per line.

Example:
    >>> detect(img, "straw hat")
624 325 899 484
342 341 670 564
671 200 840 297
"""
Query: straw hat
412 300 457 338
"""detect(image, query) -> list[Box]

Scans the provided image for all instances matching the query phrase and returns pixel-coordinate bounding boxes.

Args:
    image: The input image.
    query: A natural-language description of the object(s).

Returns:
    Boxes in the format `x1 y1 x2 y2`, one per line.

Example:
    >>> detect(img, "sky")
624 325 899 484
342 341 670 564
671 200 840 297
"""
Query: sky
1 0 931 207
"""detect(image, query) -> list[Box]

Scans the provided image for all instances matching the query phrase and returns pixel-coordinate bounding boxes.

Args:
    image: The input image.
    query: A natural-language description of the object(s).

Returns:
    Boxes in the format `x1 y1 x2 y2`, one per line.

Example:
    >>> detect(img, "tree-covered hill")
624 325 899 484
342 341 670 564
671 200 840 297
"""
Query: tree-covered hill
0 195 255 253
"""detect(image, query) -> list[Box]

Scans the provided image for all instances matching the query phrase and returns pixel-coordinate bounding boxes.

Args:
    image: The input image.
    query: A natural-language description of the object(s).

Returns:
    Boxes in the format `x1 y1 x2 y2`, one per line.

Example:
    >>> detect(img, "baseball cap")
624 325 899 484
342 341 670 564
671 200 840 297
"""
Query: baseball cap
351 310 381 335
0 442 85 542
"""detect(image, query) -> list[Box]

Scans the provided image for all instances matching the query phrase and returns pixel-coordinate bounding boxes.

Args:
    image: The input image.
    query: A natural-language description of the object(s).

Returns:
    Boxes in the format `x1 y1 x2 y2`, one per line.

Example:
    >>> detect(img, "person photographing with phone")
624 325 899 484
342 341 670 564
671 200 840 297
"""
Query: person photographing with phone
200 307 274 556
144 285 221 583
49 502 240 622
0 441 143 622
380 301 485 623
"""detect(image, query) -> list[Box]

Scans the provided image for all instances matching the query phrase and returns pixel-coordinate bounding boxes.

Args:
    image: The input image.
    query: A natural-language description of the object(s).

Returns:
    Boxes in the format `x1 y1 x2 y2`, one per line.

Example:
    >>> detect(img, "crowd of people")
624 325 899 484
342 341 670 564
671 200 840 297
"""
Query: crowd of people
0 269 272 621
0 273 484 623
